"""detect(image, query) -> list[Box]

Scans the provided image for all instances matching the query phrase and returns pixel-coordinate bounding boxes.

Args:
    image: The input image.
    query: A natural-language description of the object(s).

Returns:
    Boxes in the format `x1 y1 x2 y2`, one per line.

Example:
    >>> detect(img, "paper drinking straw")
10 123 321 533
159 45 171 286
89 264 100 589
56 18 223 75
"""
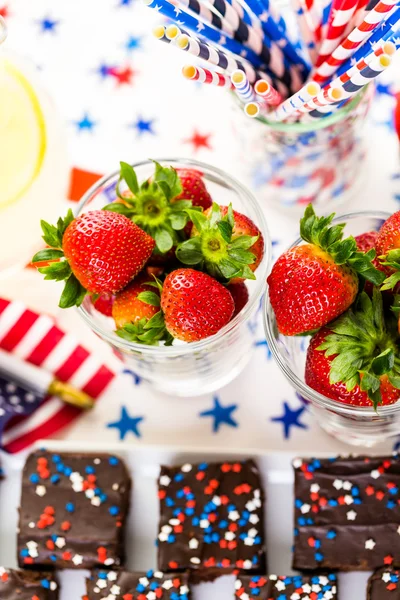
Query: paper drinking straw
244 101 261 117
176 0 235 37
315 0 359 67
300 101 343 120
292 0 318 64
334 52 392 98
270 81 321 121
254 78 283 106
243 0 310 73
336 39 396 83
334 5 400 78
231 69 255 102
176 32 268 83
182 64 234 87
143 0 264 68
313 0 398 84
153 25 171 43
304 52 393 119
165 24 182 40
296 86 345 114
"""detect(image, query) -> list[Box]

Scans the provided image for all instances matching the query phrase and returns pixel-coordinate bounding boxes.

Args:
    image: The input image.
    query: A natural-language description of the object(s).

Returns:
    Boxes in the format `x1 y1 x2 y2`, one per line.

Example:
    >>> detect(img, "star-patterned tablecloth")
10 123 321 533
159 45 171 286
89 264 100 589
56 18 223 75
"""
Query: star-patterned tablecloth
1 0 400 455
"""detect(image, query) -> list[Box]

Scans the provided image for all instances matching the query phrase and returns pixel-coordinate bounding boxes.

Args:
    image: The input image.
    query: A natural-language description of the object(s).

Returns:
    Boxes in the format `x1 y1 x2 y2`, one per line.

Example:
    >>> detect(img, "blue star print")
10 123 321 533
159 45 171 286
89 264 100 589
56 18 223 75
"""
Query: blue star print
122 368 142 385
254 339 272 360
376 82 393 97
107 406 144 440
271 401 308 439
126 35 142 52
119 0 134 5
132 117 156 136
75 113 97 132
97 63 113 79
38 17 59 33
200 397 238 433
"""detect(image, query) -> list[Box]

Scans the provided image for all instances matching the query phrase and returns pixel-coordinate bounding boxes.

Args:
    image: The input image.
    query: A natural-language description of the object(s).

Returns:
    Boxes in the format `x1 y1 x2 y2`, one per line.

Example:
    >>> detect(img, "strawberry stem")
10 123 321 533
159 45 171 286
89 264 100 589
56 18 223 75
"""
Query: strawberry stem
300 205 385 286
317 289 400 409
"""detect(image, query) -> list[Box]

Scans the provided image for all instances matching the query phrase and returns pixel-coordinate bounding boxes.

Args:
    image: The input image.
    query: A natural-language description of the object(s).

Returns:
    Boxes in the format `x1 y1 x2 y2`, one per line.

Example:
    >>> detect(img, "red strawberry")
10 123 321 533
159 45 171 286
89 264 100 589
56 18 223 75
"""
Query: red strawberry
104 161 201 258
175 169 213 211
305 290 400 408
93 294 115 317
112 276 173 345
376 211 400 264
228 282 249 318
112 276 160 328
355 231 379 253
177 203 264 283
355 231 385 296
268 205 384 336
32 209 155 308
161 268 234 342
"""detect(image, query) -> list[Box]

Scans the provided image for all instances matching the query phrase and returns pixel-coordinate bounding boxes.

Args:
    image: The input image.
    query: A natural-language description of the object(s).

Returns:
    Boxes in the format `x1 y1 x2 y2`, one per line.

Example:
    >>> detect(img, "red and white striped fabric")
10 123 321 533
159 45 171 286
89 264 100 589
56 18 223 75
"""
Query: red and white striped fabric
313 0 397 83
315 0 359 67
0 298 115 453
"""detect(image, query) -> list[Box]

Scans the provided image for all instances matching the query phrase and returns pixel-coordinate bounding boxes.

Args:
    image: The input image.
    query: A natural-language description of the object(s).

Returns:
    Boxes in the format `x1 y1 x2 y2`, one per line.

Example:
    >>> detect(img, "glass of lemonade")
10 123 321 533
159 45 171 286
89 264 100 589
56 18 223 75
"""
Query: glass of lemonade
0 31 70 275
77 159 271 397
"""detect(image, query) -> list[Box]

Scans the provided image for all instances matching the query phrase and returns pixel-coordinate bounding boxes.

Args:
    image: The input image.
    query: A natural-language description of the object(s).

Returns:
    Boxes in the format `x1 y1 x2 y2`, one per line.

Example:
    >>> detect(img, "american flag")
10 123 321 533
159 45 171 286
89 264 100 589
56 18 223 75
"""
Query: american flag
0 297 115 454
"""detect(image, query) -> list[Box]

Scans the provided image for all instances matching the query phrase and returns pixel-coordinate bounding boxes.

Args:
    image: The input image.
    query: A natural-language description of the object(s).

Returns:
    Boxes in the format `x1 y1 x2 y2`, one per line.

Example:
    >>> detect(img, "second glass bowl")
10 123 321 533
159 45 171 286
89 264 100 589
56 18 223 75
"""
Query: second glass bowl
264 210 400 447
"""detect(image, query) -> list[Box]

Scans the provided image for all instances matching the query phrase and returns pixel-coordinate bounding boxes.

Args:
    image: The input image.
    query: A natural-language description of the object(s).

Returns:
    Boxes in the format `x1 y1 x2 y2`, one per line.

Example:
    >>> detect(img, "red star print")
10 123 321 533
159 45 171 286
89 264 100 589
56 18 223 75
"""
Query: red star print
109 65 136 86
184 130 213 153
0 4 9 17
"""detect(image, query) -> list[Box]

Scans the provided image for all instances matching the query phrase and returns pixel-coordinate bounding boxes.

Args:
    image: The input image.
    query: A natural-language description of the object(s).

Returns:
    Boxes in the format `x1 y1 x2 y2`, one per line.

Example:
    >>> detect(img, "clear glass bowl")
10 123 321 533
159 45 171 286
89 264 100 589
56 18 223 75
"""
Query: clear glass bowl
77 158 271 397
263 210 400 447
232 86 374 216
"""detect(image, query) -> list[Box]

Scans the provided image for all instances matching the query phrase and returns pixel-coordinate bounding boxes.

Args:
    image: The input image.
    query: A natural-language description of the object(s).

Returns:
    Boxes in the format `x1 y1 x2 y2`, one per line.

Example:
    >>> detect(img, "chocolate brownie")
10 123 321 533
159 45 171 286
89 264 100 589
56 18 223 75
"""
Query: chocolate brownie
157 460 266 580
235 573 338 599
84 569 190 599
18 450 131 569
0 567 58 599
293 455 400 570
368 567 400 598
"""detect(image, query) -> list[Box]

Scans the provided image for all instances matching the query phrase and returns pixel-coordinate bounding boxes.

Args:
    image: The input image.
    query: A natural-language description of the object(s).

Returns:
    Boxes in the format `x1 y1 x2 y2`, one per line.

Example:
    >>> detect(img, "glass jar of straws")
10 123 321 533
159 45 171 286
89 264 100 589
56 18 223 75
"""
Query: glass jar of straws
232 83 374 213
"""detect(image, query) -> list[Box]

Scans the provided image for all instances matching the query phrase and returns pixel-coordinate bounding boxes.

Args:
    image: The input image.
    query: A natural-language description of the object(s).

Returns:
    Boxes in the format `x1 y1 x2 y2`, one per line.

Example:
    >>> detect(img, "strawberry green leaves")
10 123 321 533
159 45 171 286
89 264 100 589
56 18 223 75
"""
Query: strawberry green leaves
32 210 88 308
115 282 173 346
300 205 385 286
103 161 196 255
176 203 258 282
318 289 400 409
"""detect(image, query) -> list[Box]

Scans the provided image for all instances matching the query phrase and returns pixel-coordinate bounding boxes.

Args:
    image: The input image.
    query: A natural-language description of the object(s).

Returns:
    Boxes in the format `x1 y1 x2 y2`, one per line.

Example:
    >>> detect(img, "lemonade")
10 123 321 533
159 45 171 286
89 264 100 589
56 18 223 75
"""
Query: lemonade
0 49 69 274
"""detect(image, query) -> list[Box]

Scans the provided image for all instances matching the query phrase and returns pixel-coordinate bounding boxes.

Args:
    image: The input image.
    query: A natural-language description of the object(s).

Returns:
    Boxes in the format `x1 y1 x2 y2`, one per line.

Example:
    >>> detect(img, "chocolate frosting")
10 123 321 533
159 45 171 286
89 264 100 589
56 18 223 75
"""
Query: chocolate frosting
18 450 131 570
293 455 400 571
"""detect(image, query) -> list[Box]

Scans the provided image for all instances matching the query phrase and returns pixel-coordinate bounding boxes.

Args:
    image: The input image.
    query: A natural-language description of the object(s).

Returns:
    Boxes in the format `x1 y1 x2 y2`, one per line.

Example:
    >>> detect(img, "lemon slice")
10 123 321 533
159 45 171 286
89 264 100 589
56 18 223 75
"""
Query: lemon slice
0 59 46 209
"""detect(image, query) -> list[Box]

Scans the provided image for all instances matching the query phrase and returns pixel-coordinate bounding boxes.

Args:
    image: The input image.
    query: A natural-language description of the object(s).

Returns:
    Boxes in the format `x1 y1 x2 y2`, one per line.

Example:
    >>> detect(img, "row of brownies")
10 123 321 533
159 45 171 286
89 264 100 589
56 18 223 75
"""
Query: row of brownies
0 451 399 598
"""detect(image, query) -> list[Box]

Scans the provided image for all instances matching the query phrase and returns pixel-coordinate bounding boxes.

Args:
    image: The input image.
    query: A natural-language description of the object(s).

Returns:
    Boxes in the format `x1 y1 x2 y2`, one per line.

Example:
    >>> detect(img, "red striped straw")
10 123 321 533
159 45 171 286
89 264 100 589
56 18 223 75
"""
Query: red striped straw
254 79 283 106
182 65 234 88
337 39 396 83
313 0 397 84
315 0 359 67
297 86 344 114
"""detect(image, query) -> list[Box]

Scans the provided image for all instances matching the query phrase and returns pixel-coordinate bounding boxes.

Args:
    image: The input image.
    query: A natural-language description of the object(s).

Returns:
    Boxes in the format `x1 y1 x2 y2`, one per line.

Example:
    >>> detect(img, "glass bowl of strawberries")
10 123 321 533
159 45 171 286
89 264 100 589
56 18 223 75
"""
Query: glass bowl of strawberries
32 159 270 397
264 207 400 447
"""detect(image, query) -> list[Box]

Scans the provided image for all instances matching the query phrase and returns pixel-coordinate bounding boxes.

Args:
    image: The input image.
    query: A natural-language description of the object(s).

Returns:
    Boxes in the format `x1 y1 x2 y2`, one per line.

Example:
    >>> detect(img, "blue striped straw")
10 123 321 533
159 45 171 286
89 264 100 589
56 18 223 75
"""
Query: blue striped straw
143 0 264 68
244 0 310 74
334 6 400 79
231 69 255 102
